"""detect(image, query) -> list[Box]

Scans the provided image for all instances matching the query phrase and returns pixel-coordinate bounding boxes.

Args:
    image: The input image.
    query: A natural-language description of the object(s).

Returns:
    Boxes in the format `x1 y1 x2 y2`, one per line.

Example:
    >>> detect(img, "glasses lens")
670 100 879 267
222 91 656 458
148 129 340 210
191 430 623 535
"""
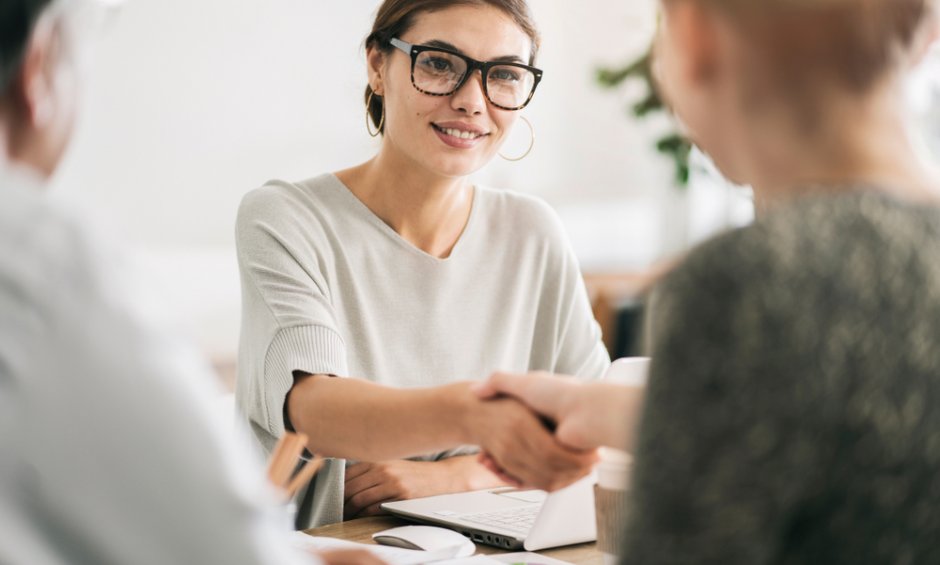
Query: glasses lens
486 65 537 109
413 50 468 94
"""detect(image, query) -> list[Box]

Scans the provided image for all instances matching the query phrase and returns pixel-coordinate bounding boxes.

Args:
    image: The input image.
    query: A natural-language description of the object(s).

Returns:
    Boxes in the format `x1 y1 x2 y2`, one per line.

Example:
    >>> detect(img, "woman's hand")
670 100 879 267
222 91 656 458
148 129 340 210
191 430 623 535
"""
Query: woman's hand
343 455 504 519
474 372 643 452
456 385 599 491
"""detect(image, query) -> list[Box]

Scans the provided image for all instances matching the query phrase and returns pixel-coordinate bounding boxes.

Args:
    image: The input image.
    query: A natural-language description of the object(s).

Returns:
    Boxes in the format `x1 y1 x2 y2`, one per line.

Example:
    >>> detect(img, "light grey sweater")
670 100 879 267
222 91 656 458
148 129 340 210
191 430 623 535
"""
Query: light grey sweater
235 174 610 528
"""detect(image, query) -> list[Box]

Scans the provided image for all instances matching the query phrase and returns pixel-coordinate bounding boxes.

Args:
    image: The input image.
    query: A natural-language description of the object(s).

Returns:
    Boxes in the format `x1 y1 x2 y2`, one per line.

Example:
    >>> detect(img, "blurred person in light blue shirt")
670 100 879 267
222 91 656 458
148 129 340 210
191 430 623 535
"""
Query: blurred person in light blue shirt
0 1 381 563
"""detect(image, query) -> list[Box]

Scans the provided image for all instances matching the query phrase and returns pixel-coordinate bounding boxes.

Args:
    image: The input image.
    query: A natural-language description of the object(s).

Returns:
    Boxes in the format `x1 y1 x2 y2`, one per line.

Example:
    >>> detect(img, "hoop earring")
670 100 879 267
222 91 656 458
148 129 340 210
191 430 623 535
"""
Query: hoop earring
365 91 385 138
499 116 535 162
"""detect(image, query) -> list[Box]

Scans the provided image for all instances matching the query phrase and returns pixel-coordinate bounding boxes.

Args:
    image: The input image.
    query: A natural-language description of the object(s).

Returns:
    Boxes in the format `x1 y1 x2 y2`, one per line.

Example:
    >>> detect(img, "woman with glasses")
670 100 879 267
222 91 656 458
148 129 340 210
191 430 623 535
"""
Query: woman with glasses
235 0 608 528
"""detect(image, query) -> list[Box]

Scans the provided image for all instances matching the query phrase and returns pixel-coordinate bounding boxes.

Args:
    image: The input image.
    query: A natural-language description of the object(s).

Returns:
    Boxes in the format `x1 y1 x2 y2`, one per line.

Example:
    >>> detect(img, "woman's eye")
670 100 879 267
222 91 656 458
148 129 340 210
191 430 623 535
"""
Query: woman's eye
491 69 520 82
422 57 453 73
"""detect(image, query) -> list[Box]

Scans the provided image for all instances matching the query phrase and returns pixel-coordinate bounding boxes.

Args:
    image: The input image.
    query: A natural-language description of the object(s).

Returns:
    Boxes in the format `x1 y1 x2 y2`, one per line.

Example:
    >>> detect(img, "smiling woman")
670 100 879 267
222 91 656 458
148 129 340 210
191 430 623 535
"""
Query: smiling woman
234 0 610 529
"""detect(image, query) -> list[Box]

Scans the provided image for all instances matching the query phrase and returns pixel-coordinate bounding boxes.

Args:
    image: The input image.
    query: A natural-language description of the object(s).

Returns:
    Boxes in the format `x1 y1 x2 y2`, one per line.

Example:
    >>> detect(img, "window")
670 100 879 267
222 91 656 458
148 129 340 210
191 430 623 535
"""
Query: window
908 43 940 164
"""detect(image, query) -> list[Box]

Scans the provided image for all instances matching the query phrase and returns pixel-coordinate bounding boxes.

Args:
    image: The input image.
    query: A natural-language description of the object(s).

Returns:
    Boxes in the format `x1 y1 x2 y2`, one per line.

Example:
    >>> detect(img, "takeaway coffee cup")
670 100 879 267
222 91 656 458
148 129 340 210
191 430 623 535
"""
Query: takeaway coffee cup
594 357 649 565
595 448 632 565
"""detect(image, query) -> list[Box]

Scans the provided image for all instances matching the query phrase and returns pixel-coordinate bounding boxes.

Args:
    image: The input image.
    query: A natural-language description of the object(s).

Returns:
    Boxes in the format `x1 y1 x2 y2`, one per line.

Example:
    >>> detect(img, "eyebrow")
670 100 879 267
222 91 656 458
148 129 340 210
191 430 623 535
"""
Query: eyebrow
422 39 526 64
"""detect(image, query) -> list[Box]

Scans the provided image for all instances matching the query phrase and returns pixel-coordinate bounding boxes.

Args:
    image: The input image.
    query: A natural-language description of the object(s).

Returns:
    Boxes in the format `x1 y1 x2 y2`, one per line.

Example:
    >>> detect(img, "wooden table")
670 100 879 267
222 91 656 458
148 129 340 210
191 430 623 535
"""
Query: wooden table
302 516 603 565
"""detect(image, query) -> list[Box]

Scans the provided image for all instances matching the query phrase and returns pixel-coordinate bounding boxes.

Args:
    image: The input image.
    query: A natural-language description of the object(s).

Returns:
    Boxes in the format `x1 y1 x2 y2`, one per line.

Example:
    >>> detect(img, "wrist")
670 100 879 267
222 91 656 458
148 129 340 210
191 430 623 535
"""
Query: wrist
613 385 644 451
438 382 480 446
580 383 637 450
442 455 504 492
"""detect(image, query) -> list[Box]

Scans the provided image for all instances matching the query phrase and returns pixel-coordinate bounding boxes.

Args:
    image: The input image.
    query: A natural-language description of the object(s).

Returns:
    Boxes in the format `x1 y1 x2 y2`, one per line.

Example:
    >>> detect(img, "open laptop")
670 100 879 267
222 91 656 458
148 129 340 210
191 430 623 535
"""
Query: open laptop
381 473 596 551
382 358 649 551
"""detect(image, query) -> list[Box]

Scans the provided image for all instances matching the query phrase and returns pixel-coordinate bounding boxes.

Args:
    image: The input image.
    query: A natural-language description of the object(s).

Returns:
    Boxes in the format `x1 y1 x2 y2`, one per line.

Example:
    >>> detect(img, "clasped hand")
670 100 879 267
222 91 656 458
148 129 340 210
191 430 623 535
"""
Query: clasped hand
343 389 598 518
343 375 632 520
472 371 641 489
462 380 600 492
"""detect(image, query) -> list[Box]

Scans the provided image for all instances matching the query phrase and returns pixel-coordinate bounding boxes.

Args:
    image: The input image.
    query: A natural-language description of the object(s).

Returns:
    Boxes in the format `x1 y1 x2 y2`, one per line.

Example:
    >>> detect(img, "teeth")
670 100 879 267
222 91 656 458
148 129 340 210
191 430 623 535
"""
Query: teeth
441 127 480 140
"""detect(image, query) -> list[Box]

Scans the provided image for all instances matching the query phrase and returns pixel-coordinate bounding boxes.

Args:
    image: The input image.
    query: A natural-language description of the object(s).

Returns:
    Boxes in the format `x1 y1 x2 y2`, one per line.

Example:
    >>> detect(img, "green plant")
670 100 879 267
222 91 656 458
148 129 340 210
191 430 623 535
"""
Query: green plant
597 47 692 186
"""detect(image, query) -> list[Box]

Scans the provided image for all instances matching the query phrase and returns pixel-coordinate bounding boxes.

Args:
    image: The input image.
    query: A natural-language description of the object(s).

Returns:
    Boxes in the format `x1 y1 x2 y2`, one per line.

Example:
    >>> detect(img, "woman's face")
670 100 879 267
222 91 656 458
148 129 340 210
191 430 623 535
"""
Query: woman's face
369 4 534 179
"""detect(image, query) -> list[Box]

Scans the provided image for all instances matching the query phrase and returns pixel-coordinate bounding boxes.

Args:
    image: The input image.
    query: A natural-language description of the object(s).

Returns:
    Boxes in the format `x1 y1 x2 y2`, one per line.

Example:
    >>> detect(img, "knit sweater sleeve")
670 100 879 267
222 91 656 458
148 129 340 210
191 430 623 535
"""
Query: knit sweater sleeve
550 241 610 379
520 196 610 379
235 182 348 443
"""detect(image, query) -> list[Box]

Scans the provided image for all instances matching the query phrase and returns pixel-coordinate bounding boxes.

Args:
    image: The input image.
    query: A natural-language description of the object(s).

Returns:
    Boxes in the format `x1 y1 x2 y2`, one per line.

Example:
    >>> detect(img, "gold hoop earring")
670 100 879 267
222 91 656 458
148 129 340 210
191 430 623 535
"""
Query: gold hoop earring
499 116 535 162
366 91 385 138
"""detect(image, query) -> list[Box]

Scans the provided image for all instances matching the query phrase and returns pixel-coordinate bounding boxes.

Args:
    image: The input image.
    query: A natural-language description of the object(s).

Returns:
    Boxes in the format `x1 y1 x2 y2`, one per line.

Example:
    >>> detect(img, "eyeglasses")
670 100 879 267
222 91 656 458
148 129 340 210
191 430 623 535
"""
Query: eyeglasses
389 38 543 111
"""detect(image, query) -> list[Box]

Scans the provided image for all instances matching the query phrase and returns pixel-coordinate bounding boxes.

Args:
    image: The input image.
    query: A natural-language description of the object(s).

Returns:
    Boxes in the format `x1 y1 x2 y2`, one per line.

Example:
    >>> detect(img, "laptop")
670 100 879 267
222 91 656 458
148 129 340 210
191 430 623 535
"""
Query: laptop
381 473 596 551
382 358 649 550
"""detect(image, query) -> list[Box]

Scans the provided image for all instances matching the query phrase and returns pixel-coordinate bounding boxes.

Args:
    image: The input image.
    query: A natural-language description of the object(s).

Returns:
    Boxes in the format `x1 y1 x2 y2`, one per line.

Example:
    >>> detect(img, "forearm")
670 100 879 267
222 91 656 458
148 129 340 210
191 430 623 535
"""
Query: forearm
594 384 645 452
561 383 645 452
287 374 475 460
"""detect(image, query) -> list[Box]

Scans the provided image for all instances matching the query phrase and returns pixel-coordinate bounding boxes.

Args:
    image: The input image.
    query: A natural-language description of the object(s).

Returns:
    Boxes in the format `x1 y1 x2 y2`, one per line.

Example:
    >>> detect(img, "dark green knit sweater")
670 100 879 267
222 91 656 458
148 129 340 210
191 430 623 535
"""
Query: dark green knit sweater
622 190 940 565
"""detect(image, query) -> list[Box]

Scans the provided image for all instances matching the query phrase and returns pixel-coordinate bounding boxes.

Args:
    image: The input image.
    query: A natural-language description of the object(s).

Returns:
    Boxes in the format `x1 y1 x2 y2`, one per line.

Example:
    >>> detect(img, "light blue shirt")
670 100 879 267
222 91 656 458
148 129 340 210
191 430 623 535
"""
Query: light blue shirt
0 164 313 564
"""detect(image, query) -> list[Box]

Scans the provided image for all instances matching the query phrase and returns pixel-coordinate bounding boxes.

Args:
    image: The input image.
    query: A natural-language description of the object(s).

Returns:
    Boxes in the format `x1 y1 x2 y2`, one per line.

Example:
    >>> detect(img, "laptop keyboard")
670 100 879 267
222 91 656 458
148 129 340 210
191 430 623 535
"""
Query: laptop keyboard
459 505 539 534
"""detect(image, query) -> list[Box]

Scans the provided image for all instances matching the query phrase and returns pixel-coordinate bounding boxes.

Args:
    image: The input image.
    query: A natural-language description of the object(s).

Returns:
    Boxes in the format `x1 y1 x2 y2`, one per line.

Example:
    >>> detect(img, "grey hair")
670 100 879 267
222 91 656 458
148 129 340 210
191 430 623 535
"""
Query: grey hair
0 0 58 94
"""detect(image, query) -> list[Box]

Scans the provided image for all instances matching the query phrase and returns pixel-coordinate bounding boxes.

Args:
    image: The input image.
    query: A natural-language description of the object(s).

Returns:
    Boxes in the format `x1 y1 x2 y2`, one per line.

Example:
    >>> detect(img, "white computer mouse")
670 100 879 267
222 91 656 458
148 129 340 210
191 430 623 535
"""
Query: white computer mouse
372 525 476 557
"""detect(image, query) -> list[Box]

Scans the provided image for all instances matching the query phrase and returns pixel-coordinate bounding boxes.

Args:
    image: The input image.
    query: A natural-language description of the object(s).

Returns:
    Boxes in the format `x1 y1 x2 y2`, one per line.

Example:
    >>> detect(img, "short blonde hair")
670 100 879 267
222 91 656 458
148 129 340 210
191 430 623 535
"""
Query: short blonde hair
674 0 935 92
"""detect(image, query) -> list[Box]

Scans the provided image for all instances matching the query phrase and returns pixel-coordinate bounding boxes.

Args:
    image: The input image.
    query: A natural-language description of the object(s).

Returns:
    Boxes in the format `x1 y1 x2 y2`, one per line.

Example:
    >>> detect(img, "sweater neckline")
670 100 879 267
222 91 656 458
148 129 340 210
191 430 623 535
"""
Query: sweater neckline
324 173 482 264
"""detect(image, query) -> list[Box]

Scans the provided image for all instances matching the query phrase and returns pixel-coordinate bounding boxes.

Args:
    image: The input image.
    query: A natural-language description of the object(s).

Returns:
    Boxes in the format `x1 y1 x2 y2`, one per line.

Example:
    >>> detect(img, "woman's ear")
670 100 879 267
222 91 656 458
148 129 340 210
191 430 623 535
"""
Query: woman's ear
366 46 387 96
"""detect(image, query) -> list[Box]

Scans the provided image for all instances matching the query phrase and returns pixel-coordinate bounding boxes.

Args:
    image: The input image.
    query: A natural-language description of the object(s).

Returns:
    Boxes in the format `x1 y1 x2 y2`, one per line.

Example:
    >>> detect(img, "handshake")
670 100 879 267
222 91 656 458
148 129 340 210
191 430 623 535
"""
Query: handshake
466 368 645 491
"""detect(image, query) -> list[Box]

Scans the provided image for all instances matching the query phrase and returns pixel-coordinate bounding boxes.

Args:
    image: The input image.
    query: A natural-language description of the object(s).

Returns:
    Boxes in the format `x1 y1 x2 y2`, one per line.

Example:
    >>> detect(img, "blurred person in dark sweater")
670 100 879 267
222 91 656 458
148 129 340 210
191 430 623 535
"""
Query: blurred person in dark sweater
478 1 940 563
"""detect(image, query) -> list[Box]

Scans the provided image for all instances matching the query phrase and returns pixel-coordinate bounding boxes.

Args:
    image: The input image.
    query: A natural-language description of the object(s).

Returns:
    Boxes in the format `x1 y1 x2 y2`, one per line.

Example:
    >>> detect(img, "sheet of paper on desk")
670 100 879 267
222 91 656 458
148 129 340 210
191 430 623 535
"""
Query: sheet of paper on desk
486 552 574 565
433 557 501 565
431 553 573 565
289 532 486 565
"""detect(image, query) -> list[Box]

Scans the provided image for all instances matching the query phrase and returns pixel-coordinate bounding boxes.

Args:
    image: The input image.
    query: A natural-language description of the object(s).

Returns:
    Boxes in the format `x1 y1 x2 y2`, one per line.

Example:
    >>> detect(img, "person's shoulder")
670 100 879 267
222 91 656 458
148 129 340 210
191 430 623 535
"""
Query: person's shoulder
662 190 931 306
235 173 350 241
656 198 812 313
0 184 101 295
475 186 568 241
753 190 933 278
0 186 141 357
238 174 339 218
477 186 558 219
659 223 756 301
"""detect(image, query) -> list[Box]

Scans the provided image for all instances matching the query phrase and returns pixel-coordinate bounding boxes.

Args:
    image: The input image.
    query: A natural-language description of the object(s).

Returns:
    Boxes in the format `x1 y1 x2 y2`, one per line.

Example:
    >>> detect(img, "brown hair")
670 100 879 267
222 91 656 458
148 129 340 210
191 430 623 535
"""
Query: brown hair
363 0 541 134
684 0 934 94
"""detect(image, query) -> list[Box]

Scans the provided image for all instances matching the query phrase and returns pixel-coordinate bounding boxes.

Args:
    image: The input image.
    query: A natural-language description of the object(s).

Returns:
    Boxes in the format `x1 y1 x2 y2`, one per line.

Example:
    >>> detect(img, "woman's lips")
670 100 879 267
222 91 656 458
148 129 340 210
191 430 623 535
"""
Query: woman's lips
432 123 489 149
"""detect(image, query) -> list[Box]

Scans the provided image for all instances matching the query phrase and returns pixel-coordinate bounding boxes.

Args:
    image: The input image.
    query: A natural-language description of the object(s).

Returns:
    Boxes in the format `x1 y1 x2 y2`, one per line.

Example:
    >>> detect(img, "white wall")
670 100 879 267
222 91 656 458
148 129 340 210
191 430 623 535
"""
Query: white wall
46 1 937 360
53 0 670 250
910 43 940 170
49 0 678 359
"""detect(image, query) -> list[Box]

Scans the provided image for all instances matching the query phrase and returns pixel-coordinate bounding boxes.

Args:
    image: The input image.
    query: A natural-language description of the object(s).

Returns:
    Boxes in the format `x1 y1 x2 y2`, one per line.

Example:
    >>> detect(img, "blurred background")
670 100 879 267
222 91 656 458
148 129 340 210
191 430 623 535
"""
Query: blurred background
48 0 940 380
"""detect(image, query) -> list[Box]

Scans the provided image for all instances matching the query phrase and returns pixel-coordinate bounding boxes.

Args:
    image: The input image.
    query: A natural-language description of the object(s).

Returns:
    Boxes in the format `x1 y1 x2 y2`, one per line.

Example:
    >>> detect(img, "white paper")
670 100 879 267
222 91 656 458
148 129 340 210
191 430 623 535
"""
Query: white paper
487 552 575 565
433 557 503 565
290 533 469 565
